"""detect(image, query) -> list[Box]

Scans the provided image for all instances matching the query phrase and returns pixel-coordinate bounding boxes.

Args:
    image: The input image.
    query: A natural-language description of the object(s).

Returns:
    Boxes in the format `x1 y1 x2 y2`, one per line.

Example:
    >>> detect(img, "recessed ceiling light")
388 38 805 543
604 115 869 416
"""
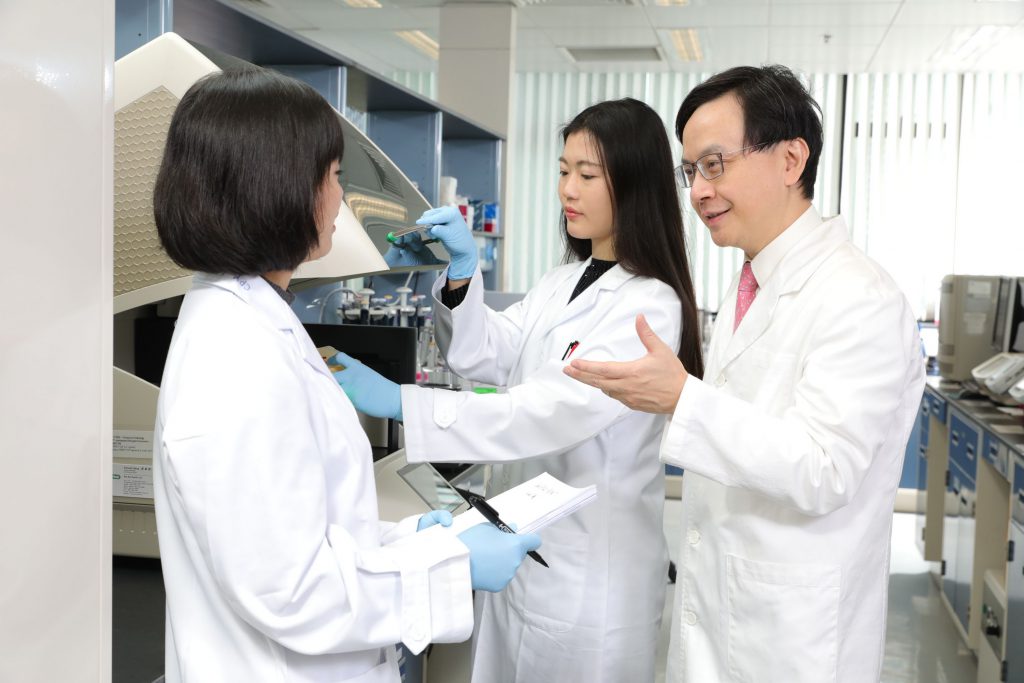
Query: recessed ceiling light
670 29 703 62
395 30 440 60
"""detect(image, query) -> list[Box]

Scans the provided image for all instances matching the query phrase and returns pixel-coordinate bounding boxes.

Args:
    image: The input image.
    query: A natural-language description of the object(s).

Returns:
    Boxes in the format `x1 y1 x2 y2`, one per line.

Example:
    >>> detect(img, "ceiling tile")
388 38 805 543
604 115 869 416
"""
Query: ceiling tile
769 43 876 69
665 26 771 70
769 3 901 26
973 25 1024 69
769 24 889 47
643 5 772 27
894 2 1024 26
519 5 652 28
866 25 954 69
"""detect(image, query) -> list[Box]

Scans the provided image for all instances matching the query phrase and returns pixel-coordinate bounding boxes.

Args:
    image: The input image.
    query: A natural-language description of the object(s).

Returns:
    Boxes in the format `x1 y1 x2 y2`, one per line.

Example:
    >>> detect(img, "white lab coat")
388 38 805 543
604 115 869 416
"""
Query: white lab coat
153 273 474 683
401 259 682 683
661 209 925 683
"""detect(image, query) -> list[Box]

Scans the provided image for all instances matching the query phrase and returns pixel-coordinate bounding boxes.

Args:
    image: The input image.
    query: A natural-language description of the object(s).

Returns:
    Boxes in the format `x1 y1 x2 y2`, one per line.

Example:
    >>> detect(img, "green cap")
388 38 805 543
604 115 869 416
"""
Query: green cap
472 387 498 394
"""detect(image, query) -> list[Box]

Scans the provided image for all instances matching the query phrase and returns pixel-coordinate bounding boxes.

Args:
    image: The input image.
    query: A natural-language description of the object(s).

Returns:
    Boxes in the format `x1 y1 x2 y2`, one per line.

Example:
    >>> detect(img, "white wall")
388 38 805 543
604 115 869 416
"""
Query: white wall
0 1 113 680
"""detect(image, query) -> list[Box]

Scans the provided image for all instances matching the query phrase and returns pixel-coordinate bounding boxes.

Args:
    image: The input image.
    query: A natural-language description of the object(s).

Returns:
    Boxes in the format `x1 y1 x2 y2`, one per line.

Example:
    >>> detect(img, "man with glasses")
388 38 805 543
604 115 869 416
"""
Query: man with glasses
564 65 924 683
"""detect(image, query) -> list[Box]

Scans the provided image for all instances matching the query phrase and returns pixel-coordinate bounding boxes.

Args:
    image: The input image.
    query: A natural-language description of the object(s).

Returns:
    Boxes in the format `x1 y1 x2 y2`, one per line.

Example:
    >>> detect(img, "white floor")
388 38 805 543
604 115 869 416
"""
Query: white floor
655 503 978 683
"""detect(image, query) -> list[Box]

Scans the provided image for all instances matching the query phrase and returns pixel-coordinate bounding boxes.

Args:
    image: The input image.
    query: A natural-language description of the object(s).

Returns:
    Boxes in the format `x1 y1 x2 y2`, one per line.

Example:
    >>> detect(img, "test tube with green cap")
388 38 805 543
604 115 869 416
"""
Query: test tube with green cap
386 224 439 245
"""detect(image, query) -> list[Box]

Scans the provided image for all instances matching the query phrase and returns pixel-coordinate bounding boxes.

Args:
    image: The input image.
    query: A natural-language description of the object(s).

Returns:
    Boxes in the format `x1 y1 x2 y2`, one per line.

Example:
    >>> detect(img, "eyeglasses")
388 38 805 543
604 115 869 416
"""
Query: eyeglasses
674 142 775 188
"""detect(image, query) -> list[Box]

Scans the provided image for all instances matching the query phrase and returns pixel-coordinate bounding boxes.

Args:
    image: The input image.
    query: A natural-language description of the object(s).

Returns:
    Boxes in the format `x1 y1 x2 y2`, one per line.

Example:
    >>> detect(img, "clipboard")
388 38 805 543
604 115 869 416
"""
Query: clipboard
397 461 472 513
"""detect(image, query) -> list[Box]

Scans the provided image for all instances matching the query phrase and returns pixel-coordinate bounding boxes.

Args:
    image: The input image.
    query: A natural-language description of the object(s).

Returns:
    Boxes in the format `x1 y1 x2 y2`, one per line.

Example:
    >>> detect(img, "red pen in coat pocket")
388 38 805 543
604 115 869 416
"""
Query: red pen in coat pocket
561 340 580 361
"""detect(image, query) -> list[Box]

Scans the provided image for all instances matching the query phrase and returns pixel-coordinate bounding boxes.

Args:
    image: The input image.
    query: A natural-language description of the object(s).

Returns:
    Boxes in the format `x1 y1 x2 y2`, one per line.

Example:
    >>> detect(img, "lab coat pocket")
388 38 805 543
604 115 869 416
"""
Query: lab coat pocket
744 349 800 408
726 554 840 683
508 525 588 633
336 646 398 683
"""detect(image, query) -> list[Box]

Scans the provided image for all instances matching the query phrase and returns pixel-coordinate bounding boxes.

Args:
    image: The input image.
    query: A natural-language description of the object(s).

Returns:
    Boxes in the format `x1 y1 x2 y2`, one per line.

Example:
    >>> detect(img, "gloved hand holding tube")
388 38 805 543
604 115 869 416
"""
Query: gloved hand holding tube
331 352 403 421
415 206 477 280
383 231 444 269
456 523 542 592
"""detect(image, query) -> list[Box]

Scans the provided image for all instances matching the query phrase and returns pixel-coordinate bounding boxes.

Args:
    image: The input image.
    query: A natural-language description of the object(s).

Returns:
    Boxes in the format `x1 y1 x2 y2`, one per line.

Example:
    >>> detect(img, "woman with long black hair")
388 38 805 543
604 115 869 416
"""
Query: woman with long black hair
335 97 703 682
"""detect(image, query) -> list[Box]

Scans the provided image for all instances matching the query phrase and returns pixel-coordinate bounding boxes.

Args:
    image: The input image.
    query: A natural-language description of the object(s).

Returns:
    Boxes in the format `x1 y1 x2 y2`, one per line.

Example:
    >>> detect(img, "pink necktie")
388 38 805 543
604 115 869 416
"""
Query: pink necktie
734 261 758 331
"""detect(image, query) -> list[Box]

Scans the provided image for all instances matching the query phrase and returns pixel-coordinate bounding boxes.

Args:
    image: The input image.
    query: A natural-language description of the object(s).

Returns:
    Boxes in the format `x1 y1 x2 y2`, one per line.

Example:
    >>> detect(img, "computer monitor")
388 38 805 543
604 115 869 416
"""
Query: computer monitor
304 323 417 384
135 320 417 386
993 277 1024 354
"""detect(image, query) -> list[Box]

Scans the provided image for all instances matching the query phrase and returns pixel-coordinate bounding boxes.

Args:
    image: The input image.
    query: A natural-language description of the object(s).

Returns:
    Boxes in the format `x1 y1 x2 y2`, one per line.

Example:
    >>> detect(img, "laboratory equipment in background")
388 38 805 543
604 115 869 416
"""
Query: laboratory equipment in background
973 353 1024 397
111 33 442 558
1011 376 1024 405
939 275 1002 381
995 277 1024 354
939 275 1024 381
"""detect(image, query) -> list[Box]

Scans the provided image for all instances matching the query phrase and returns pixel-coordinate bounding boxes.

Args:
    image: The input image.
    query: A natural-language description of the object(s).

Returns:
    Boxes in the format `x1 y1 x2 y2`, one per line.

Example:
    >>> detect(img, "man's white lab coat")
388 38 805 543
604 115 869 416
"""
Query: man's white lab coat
662 209 925 683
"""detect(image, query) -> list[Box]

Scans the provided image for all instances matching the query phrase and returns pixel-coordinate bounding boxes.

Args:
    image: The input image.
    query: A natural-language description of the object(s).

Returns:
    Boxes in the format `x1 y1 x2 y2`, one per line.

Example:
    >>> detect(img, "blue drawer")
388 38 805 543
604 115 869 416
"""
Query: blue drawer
1014 458 1024 528
982 431 1010 480
929 393 948 424
949 412 979 480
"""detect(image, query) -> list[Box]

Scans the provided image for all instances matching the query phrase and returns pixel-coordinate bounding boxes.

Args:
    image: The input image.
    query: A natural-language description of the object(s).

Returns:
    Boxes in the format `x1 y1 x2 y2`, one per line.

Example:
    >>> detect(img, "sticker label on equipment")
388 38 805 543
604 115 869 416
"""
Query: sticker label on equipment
963 312 987 336
113 430 154 459
967 280 993 297
113 463 153 498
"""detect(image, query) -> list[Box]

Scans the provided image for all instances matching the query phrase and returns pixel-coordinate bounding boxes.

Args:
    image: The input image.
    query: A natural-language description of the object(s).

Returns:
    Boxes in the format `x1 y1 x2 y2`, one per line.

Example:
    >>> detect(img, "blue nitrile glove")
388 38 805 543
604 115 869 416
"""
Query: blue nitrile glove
417 510 454 531
331 351 403 421
456 523 542 592
384 232 444 269
416 206 477 280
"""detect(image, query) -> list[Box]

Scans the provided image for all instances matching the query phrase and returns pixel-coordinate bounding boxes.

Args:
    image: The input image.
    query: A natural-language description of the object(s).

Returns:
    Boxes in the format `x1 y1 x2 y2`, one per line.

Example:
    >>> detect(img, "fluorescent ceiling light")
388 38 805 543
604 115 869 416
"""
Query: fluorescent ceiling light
395 30 439 60
670 29 703 62
344 0 382 7
654 0 690 5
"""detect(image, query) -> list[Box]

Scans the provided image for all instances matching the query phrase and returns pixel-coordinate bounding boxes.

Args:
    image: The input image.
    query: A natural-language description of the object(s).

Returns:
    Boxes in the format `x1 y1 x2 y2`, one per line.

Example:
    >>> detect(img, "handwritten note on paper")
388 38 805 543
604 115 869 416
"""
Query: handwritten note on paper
447 472 597 536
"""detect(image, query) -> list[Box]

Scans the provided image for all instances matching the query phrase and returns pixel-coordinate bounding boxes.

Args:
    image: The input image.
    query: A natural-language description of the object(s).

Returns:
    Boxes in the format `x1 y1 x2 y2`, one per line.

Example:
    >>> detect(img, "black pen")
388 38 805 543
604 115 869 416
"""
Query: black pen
464 493 549 568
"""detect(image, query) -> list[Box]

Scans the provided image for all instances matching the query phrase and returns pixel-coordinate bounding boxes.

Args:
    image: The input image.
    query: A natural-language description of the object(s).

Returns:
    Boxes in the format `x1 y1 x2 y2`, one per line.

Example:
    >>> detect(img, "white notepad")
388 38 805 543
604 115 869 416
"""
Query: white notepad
448 472 597 536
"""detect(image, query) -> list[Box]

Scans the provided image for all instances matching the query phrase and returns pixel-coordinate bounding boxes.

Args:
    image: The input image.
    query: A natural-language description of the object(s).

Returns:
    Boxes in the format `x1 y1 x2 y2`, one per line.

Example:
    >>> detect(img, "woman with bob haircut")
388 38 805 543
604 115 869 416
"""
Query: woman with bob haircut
333 97 704 682
151 67 539 683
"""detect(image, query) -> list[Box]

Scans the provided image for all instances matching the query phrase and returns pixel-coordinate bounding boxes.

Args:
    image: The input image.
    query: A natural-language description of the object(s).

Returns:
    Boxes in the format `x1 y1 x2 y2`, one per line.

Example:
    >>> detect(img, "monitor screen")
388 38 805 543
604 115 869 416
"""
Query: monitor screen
133 319 417 387
303 323 417 385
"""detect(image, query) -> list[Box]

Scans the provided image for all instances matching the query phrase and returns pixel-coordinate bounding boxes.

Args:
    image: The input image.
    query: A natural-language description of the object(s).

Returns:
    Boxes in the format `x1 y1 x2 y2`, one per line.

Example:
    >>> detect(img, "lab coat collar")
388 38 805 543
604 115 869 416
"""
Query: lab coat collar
716 214 850 372
191 273 335 381
748 205 822 288
538 258 634 338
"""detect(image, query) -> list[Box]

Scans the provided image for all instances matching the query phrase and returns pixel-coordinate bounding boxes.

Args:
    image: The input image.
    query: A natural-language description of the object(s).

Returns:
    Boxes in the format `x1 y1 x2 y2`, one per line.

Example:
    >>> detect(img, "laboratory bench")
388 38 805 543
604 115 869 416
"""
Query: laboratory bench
914 377 1024 683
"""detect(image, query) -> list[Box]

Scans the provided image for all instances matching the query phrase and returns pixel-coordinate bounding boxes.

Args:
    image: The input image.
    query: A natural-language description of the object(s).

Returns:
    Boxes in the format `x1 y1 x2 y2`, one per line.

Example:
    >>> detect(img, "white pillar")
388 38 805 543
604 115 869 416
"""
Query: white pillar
0 1 114 680
438 3 516 138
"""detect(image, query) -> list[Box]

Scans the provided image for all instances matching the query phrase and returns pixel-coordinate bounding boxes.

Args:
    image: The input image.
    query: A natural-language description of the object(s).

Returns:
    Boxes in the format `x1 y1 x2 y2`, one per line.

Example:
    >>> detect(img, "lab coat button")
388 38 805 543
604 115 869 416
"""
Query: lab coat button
684 611 698 626
714 375 726 387
687 529 701 545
